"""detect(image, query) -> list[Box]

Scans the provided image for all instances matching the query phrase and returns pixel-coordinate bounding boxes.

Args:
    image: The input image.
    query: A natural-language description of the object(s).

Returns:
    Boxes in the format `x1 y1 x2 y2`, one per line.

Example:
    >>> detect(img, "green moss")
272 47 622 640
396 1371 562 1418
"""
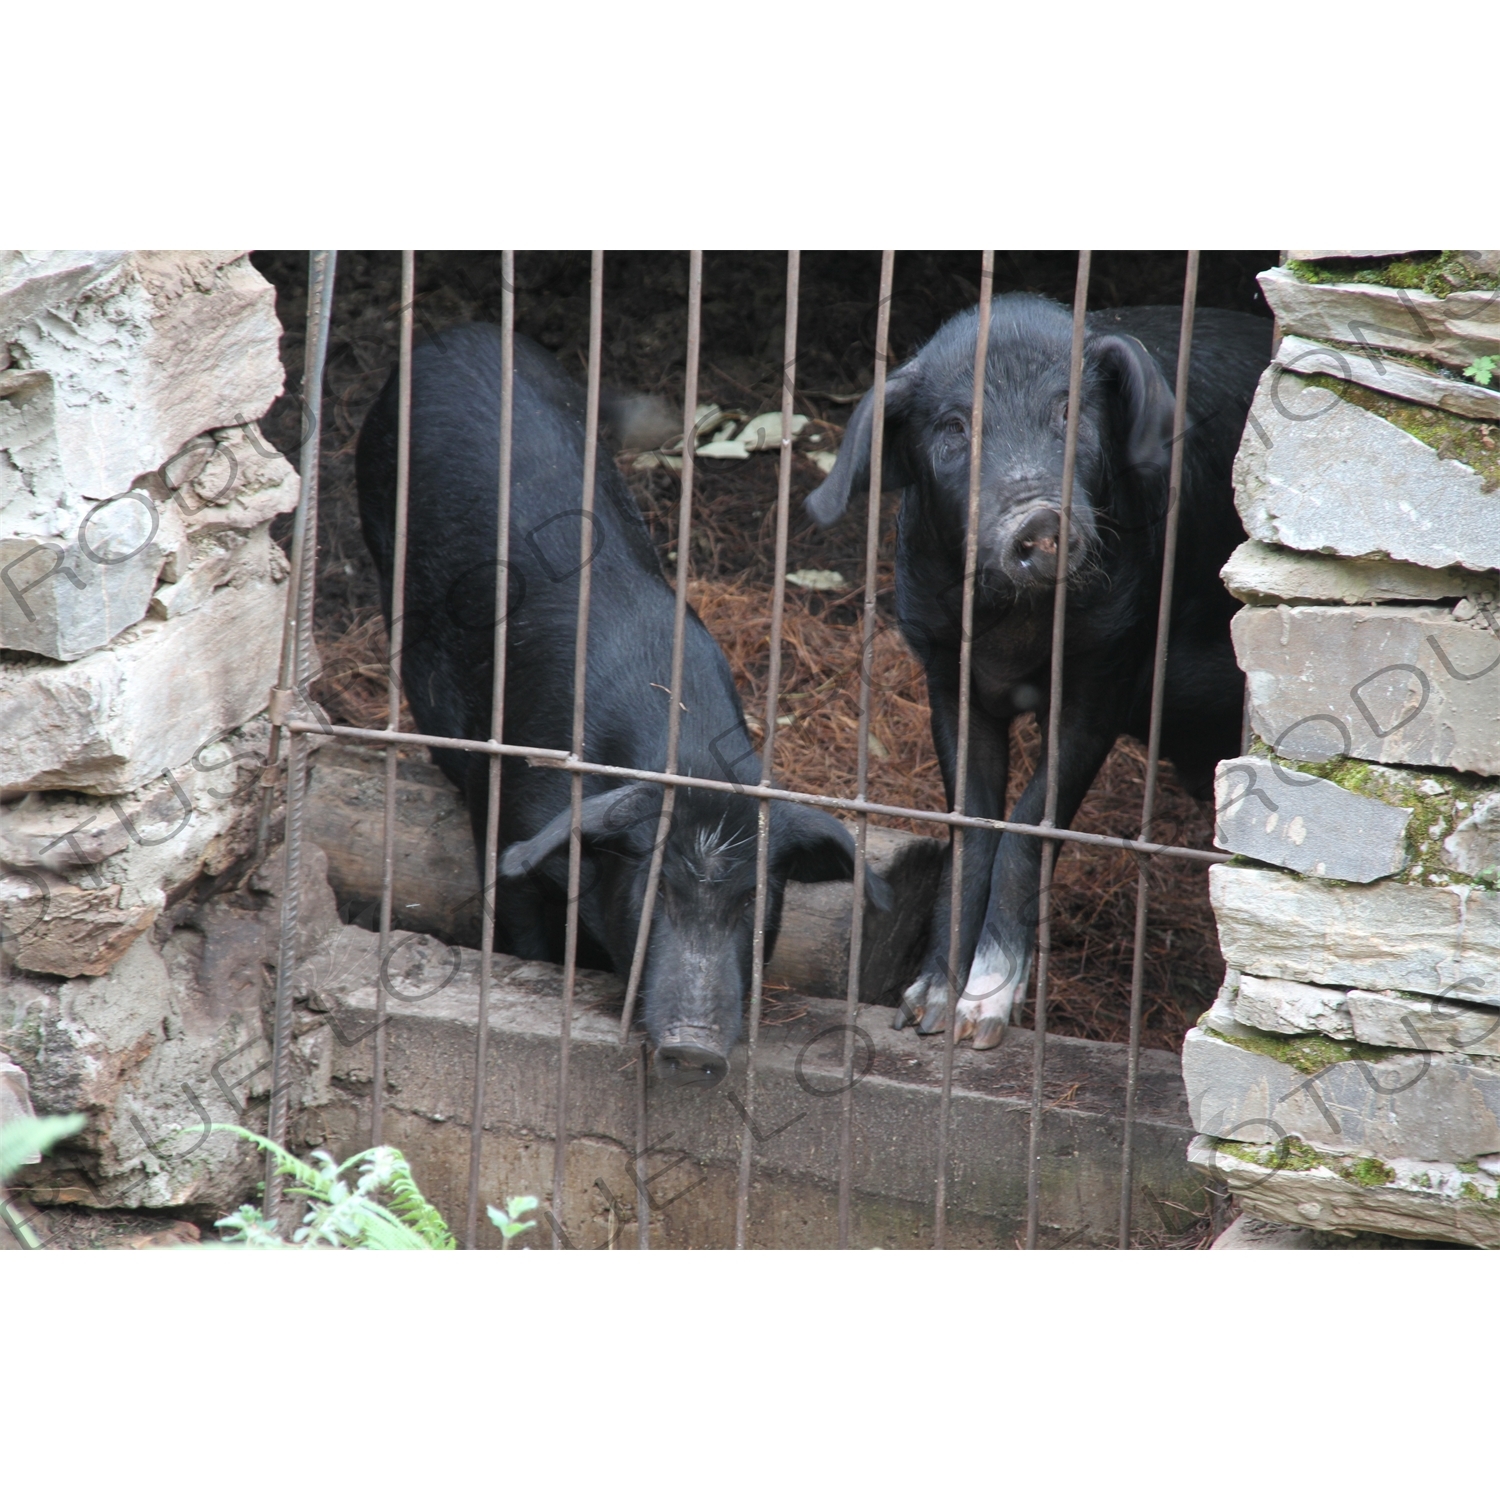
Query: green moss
1286 252 1500 300
1203 1021 1393 1075
1290 372 1500 491
1246 741 1500 893
1342 1155 1397 1188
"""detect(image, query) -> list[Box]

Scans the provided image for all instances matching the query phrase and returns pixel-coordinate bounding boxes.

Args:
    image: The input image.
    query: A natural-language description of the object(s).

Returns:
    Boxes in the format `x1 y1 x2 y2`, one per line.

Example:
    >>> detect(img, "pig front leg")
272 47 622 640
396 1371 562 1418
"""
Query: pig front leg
958 712 1117 1050
896 665 1010 1036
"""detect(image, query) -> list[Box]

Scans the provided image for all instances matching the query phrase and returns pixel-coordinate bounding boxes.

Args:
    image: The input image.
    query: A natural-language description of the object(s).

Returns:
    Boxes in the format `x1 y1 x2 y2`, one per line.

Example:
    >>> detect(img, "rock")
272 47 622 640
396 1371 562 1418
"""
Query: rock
1345 988 1500 1057
1 876 160 977
1209 1214 1438 1249
1183 1024 1500 1161
1221 540 1495 608
161 425 300 541
1234 372 1500 575
0 253 284 536
1234 604 1500 777
0 843 343 1213
0 720 270 970
1275 334 1500 423
0 571 290 797
149 521 286 621
1257 265 1500 372
0 510 169 660
1284 251 1423 261
1227 972 1355 1039
1443 792 1500 879
1214 754 1411 882
1190 1135 1500 1248
1209 864 1500 1006
0 1051 36 1143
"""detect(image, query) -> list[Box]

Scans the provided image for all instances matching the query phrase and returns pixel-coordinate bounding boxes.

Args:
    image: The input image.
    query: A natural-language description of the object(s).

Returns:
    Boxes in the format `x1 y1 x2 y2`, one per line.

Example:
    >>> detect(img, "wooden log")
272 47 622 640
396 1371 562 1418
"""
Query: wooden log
302 743 942 1005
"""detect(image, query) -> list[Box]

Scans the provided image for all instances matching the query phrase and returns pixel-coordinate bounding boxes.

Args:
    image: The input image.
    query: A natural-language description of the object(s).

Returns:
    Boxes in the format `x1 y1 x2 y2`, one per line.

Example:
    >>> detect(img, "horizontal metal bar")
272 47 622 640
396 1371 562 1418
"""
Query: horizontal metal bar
281 719 1229 864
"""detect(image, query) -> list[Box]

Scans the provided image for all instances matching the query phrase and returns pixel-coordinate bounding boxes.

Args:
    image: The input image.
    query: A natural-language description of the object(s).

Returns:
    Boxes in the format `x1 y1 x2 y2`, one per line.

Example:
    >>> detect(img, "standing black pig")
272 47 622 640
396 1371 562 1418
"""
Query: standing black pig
357 324 883 1084
805 293 1269 1049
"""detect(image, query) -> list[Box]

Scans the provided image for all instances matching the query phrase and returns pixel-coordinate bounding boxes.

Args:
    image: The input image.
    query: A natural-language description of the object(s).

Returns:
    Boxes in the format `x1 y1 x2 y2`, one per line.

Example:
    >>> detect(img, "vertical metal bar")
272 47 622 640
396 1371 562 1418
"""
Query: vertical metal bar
1024 251 1092 1250
634 1040 651 1249
734 250 800 1250
372 250 415 1148
933 250 993 1250
264 250 336 1220
837 249 894 1249
620 251 703 1250
1119 250 1200 1247
618 251 703 1044
465 251 516 1248
551 250 605 1248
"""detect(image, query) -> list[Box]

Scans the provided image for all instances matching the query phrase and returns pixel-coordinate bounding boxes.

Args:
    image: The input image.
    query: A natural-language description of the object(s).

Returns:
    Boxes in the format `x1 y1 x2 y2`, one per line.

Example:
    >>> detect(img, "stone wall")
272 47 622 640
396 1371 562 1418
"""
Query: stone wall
1190 254 1500 1246
0 252 297 1212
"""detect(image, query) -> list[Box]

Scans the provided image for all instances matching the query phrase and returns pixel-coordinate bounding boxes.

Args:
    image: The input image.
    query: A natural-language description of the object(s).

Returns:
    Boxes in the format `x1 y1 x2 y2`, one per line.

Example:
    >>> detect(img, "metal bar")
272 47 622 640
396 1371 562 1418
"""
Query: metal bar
934 249 993 1249
263 250 336 1221
635 1039 651 1249
281 720 1229 865
372 250 415 1148
551 250 605 1249
837 249 894 1248
735 250 800 1250
1119 250 1200 1248
256 252 336 858
619 251 703 1043
465 251 516 1248
1025 251 1092 1250
621 251 703 1251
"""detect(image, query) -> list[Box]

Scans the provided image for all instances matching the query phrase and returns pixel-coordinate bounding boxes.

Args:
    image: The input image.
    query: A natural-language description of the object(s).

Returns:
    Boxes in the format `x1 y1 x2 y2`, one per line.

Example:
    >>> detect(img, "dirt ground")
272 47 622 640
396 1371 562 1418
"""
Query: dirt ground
250 250 1277 1054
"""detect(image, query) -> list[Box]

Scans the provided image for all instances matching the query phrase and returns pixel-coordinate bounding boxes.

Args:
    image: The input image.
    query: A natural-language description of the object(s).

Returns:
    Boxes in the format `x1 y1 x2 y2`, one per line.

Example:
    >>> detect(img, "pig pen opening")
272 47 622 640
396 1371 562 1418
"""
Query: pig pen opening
252 250 1279 1055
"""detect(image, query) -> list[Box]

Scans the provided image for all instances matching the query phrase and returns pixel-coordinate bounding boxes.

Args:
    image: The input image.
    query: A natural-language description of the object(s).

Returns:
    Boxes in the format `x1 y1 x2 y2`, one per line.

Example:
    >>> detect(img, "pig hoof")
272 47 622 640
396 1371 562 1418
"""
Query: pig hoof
953 1008 977 1043
914 995 950 1035
896 974 933 1030
972 1016 1008 1050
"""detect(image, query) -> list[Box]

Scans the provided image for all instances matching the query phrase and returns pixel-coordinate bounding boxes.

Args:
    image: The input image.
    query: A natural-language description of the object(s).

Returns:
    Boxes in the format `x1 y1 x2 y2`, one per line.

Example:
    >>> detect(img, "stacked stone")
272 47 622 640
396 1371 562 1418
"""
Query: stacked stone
0 252 298 1211
1187 253 1500 1247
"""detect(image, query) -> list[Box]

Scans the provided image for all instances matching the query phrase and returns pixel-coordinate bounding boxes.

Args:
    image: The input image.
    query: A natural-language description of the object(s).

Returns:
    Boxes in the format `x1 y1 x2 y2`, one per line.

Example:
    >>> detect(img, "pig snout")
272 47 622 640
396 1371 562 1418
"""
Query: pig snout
987 500 1091 588
653 1025 730 1087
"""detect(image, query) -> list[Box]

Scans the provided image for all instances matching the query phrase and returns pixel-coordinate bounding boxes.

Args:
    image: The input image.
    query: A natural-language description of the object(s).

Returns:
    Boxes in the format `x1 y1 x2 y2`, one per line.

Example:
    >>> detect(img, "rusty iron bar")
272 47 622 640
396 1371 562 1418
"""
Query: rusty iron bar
464 251 517 1248
257 252 336 861
372 250 416 1149
619 252 702 1043
837 249 894 1249
933 249 993 1250
620 250 703 1248
282 719 1229 866
551 251 605 1249
1119 250 1200 1248
1024 251 1093 1251
263 250 336 1221
735 250 800 1250
634 1039 651 1249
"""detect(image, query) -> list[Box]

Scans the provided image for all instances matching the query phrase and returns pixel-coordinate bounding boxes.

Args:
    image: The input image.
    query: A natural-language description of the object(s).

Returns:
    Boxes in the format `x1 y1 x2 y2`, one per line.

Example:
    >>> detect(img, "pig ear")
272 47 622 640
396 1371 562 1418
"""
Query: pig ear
1091 333 1175 481
803 364 918 528
499 782 661 880
771 803 893 910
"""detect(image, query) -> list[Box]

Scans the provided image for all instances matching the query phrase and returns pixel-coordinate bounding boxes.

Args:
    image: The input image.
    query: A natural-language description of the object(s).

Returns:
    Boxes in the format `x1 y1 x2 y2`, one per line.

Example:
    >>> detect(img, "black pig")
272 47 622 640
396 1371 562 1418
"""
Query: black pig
806 294 1268 1049
357 324 884 1084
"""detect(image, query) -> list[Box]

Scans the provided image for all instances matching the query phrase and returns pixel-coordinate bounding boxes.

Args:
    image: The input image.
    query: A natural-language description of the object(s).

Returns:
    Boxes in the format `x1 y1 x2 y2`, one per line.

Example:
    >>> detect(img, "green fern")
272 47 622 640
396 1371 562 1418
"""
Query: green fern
207 1126 531 1250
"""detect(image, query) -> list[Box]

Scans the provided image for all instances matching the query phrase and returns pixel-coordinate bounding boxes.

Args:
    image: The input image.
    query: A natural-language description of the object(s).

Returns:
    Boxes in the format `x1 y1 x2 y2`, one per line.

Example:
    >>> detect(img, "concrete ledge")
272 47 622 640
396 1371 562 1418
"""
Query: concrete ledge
290 923 1205 1249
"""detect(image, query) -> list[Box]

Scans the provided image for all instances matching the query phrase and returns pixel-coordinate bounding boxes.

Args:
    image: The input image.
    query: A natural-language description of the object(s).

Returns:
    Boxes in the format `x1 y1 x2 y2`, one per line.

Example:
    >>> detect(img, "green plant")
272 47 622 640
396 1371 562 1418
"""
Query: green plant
488 1196 540 1244
1464 355 1497 387
209 1125 537 1250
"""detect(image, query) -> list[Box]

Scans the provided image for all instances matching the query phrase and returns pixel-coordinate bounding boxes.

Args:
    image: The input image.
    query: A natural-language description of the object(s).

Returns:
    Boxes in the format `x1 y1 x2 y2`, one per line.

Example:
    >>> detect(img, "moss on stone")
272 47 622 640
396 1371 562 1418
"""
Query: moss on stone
1202 1020 1393 1074
1289 372 1500 491
1286 252 1500 300
1244 741 1500 893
